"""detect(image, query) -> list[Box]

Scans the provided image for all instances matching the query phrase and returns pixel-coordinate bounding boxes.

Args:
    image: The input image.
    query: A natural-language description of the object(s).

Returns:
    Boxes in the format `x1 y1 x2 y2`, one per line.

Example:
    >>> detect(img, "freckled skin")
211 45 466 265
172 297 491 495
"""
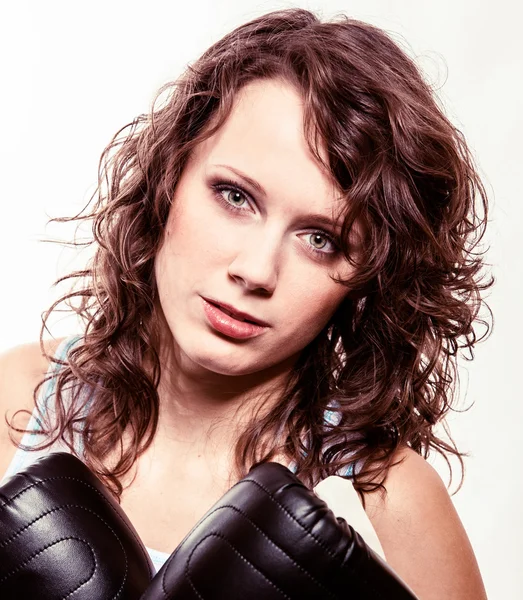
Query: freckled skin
154 78 353 383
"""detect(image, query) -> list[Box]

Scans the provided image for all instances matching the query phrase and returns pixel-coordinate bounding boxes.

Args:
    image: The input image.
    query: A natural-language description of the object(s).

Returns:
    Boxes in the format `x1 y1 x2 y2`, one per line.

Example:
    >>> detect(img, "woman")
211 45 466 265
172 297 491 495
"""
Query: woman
0 8 491 598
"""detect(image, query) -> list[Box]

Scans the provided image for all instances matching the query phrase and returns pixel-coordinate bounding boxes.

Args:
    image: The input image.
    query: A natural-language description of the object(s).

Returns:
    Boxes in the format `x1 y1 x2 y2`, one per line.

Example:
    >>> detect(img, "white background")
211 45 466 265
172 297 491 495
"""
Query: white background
1 1 521 597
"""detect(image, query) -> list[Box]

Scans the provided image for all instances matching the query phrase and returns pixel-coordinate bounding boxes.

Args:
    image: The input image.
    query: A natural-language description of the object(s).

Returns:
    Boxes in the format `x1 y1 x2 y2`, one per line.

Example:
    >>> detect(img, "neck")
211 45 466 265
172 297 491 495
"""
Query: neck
149 333 296 459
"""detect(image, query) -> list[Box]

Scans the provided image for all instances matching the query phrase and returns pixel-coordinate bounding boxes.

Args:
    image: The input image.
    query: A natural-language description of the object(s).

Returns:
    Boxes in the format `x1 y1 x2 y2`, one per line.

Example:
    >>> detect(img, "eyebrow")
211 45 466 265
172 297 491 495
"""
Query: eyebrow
214 164 267 197
213 163 343 232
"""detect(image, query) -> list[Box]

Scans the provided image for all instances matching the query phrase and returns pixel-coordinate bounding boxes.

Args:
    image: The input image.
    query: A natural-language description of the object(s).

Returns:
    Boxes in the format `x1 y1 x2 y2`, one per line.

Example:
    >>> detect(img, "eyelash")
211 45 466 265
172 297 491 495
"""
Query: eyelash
210 178 340 258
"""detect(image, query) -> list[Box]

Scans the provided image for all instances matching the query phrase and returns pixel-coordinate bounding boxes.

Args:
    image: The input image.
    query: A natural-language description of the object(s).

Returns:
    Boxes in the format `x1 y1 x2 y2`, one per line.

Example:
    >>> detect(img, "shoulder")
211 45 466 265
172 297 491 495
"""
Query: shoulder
362 446 487 599
0 338 66 471
0 338 65 410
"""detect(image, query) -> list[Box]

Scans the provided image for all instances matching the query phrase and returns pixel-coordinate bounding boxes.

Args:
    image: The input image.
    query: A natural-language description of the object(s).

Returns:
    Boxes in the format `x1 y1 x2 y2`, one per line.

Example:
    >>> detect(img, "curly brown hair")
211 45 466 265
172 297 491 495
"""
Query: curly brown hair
11 8 493 501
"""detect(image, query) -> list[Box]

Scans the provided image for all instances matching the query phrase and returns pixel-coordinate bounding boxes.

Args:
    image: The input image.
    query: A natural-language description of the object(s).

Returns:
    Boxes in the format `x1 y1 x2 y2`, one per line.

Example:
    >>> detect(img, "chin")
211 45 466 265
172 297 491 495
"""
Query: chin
174 334 261 377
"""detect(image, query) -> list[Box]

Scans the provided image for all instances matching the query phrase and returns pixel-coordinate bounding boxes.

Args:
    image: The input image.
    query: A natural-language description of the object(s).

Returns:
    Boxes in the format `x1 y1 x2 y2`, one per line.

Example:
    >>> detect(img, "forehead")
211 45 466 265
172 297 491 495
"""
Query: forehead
192 78 344 221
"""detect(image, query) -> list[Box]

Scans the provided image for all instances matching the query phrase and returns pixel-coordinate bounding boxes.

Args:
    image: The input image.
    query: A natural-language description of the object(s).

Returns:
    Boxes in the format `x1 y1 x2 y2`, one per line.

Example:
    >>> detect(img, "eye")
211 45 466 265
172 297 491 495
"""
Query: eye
304 231 339 257
210 179 253 213
209 176 340 258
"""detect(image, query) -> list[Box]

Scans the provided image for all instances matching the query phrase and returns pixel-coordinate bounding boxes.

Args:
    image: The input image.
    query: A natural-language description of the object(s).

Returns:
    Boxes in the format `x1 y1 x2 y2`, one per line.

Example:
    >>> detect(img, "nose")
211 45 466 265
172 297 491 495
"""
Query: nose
227 227 281 294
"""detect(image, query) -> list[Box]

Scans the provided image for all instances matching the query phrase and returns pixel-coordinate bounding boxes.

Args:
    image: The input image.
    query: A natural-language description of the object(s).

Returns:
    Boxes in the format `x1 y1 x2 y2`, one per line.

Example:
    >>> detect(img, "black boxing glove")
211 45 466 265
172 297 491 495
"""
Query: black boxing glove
142 462 419 599
0 452 154 599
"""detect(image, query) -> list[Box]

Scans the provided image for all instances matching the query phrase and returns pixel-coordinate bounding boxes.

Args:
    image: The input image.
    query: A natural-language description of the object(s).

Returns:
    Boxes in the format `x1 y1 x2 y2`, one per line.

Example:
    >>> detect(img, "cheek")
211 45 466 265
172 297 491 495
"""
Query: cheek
159 206 216 267
285 278 348 334
270 286 346 365
173 200 241 264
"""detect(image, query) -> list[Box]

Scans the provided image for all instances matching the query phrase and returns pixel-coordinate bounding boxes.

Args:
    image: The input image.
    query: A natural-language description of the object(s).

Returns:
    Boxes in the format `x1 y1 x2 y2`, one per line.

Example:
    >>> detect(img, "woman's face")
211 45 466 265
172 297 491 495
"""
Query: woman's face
155 78 355 381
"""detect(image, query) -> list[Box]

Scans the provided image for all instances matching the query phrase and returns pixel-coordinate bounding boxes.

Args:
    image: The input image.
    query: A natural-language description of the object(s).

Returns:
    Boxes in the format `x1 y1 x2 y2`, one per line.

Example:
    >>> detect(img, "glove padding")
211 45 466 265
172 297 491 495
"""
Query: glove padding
143 461 418 599
0 452 154 599
1 454 419 599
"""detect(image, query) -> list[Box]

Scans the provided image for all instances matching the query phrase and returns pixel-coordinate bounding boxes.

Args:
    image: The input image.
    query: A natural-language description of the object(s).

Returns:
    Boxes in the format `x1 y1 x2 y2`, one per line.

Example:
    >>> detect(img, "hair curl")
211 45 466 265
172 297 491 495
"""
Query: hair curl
11 8 493 502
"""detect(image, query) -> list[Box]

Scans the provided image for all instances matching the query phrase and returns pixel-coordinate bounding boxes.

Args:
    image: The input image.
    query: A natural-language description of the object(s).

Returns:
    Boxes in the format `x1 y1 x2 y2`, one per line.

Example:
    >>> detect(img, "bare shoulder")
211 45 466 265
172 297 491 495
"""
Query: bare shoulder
362 446 487 599
0 338 65 475
0 338 65 411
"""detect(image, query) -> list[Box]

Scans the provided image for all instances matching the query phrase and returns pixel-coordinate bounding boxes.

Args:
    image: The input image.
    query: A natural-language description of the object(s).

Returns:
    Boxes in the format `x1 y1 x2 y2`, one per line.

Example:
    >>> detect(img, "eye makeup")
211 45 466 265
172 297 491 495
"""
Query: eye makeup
208 175 341 258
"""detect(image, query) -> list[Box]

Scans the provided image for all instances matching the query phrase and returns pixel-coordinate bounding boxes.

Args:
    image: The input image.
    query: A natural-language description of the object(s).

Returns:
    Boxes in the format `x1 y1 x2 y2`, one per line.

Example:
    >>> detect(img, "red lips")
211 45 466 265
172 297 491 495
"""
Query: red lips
202 297 270 327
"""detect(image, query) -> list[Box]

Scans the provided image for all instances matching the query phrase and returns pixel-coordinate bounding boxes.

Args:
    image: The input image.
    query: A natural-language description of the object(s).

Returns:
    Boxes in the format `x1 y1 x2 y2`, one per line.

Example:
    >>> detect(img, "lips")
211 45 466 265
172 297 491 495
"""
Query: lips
202 297 269 327
217 305 253 323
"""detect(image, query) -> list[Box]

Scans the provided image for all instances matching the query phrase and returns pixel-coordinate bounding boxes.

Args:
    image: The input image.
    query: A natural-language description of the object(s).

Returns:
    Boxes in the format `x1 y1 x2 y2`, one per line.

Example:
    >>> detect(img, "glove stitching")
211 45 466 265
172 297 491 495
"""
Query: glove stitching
61 542 98 600
160 479 339 576
235 478 343 562
197 503 338 599
0 535 96 590
159 478 343 597
0 504 129 600
0 472 154 579
186 532 291 600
